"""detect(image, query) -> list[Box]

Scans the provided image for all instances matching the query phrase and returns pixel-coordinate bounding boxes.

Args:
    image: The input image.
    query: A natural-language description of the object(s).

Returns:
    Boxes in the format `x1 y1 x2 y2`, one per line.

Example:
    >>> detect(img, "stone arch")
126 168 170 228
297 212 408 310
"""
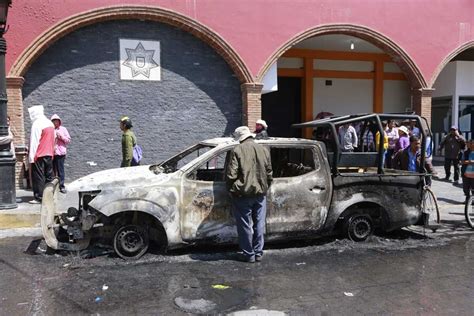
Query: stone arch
9 5 253 83
430 40 474 87
257 23 427 89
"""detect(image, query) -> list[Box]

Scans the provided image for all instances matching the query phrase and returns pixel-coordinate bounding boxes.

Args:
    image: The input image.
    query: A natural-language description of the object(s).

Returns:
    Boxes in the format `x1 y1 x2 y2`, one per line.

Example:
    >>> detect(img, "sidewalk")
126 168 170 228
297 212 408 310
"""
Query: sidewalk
0 165 470 238
0 189 42 237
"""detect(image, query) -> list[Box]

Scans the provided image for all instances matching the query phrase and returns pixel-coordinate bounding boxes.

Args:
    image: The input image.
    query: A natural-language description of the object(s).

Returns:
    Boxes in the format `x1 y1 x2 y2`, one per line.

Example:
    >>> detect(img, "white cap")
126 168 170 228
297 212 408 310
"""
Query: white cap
399 125 409 135
256 119 268 129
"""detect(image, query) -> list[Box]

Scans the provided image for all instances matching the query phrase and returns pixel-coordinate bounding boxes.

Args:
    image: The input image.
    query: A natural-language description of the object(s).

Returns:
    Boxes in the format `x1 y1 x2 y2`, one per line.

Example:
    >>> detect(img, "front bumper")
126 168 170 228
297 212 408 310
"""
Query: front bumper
40 178 90 251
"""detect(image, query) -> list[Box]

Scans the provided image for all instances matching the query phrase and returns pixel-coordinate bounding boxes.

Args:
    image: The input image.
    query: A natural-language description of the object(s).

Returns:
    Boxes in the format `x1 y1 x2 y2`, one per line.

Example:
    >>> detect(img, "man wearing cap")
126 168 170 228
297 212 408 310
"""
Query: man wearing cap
439 126 466 184
226 126 273 263
119 116 137 167
254 119 269 139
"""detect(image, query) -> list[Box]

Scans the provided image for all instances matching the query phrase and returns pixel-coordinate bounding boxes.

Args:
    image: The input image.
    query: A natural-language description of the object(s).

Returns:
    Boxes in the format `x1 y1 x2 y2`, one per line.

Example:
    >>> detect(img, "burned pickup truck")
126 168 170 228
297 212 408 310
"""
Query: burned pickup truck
41 113 435 259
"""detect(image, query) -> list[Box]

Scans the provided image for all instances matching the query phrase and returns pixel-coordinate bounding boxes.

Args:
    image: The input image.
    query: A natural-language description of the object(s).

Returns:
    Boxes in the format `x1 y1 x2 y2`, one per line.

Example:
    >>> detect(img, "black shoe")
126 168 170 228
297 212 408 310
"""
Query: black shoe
237 254 255 263
60 187 67 194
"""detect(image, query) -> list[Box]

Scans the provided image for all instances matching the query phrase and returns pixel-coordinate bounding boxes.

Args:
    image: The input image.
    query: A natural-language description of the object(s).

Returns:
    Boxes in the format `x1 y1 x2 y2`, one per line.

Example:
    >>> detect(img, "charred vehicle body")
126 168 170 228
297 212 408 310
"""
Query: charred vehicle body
41 114 433 259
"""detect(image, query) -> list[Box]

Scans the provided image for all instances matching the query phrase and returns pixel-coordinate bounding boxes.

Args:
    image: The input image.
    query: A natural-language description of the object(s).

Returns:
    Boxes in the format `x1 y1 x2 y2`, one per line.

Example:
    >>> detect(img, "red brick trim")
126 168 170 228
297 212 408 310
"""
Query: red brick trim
430 40 474 87
241 83 263 128
412 88 434 124
9 5 253 83
6 76 25 88
257 24 427 89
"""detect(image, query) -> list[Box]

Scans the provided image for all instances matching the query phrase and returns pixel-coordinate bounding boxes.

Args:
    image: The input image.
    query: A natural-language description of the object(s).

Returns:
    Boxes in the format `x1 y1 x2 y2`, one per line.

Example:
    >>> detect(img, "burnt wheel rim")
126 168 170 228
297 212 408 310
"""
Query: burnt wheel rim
350 217 372 240
114 225 149 259
117 229 143 253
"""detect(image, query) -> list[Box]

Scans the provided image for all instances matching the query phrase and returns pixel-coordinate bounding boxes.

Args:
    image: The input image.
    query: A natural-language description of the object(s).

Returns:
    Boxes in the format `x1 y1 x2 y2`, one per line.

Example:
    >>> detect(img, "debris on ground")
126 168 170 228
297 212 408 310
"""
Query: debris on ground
212 284 230 290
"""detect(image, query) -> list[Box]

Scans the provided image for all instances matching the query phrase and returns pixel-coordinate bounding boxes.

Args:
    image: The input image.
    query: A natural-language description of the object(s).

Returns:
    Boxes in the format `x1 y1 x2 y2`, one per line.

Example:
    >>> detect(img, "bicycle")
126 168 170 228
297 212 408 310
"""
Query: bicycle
422 185 440 232
465 195 474 229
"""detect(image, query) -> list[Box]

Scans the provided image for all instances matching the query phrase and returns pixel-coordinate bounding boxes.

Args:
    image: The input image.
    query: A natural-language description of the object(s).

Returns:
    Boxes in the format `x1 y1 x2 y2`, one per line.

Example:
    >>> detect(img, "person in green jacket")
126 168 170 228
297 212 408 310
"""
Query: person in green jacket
226 126 273 263
119 116 137 167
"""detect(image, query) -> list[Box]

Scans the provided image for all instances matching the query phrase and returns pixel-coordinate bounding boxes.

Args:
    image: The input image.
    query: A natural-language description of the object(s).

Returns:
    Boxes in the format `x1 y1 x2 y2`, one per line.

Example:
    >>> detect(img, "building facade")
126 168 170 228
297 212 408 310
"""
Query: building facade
5 0 474 185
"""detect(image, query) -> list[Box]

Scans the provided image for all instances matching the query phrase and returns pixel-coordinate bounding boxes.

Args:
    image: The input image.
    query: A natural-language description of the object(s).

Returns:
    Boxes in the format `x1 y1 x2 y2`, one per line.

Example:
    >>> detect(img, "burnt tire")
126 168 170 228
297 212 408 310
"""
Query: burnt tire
113 225 149 260
344 214 373 242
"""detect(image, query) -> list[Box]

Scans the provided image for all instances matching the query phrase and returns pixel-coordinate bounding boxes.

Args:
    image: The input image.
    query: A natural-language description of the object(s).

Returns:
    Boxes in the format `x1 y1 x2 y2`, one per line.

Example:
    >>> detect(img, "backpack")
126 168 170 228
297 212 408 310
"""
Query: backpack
132 144 143 166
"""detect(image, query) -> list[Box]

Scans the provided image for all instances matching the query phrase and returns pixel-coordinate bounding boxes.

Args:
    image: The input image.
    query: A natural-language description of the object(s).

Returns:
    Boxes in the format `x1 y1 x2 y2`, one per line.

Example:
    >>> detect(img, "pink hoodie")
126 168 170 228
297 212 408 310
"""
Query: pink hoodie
51 114 71 156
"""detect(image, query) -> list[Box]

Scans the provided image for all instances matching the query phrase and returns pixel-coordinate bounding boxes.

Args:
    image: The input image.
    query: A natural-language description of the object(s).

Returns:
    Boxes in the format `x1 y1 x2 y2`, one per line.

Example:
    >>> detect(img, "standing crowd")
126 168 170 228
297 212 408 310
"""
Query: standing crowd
334 118 473 201
25 106 146 204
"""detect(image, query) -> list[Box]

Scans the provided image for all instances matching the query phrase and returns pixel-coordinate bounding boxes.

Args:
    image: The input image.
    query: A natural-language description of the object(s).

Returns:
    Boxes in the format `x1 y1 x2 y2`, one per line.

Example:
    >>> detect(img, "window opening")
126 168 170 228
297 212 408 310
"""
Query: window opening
270 147 316 178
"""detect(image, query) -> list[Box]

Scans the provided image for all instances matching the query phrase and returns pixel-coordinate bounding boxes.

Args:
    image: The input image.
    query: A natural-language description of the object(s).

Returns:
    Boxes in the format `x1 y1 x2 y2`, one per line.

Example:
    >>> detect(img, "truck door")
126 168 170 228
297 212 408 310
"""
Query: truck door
266 144 332 234
180 149 237 242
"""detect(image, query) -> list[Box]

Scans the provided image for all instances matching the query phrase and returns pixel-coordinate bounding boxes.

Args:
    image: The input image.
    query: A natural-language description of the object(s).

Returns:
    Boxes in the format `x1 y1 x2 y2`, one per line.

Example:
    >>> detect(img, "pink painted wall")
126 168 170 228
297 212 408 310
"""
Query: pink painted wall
6 0 474 86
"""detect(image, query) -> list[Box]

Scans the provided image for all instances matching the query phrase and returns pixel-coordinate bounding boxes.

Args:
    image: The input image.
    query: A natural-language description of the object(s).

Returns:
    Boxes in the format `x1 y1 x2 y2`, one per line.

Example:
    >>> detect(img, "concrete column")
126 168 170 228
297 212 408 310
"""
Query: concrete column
6 76 27 189
241 83 263 129
452 94 459 128
412 88 434 126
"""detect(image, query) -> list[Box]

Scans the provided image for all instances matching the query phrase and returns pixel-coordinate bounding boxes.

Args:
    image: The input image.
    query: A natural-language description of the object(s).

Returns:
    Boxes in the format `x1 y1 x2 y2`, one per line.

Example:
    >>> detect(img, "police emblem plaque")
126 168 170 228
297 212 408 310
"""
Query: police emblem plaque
119 39 161 81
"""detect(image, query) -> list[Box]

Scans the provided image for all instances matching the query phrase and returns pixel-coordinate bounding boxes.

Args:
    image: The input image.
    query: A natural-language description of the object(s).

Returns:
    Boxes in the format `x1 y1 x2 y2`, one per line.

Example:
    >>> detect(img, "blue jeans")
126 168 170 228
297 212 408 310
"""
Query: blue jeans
231 195 266 259
53 155 66 189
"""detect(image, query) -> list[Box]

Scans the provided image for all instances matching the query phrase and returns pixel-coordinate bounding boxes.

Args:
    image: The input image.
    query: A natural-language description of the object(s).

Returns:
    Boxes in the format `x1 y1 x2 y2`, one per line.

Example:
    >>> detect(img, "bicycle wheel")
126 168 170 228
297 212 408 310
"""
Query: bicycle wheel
422 187 440 230
465 196 474 229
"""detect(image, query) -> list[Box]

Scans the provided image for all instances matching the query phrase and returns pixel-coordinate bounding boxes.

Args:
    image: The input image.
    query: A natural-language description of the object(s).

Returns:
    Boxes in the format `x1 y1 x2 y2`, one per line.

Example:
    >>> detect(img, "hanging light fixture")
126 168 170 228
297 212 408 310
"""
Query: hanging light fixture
350 40 355 50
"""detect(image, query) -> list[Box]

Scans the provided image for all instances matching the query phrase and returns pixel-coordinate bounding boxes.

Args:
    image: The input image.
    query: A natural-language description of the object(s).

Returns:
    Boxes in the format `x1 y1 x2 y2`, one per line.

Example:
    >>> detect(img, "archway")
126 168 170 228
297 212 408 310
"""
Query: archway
257 24 427 138
9 5 252 83
12 6 253 181
430 41 474 148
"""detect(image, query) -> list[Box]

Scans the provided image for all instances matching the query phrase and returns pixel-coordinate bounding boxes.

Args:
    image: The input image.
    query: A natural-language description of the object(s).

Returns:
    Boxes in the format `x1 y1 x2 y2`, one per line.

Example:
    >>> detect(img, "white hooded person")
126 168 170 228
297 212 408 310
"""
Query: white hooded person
51 114 71 193
28 105 55 203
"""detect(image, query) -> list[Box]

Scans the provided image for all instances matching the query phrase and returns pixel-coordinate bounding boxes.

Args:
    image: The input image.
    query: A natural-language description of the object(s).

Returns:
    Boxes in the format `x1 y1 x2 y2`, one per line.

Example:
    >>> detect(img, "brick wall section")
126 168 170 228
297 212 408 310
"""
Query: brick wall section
22 20 242 181
412 88 433 126
6 77 27 188
241 83 263 130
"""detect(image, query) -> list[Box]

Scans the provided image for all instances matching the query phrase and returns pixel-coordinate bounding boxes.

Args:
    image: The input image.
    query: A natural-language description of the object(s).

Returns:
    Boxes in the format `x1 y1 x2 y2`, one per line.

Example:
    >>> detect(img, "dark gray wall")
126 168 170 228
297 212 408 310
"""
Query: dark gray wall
23 20 242 181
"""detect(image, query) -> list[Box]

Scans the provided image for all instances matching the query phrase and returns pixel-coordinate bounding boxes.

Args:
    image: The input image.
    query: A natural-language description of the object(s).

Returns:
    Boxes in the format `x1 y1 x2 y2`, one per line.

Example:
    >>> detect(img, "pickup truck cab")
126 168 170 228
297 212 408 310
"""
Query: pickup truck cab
41 114 431 259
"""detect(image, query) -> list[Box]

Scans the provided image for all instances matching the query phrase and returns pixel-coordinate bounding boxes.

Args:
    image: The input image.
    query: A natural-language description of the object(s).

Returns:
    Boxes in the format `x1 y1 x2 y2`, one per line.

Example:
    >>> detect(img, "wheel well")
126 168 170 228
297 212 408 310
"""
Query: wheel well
336 202 389 230
108 211 168 249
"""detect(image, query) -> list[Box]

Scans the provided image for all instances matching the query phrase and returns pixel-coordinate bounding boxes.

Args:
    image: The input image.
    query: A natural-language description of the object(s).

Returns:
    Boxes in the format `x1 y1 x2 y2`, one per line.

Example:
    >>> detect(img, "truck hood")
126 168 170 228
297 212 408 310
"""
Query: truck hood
68 165 170 192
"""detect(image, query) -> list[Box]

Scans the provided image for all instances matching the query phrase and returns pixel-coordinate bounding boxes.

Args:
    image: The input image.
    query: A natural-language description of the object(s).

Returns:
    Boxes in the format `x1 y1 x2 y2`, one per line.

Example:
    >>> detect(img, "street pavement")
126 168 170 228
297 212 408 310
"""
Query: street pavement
0 164 473 314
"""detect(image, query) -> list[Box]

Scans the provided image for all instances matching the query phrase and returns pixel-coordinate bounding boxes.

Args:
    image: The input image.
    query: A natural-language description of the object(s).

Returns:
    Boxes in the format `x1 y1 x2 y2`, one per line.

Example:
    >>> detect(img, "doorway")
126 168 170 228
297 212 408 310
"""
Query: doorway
262 77 302 138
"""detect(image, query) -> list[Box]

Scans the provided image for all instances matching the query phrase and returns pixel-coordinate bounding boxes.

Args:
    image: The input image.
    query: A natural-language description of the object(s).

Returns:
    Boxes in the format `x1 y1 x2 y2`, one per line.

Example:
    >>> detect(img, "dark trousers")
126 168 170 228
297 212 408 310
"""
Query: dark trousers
385 149 395 168
231 195 266 259
32 156 53 200
444 158 460 181
463 176 474 197
53 155 66 189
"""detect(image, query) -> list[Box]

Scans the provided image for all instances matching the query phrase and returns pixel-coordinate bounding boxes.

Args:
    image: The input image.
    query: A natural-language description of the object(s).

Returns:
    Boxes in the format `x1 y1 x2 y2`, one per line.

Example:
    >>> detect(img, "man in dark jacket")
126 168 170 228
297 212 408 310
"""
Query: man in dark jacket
254 119 269 139
439 126 466 184
226 126 273 263
393 136 421 172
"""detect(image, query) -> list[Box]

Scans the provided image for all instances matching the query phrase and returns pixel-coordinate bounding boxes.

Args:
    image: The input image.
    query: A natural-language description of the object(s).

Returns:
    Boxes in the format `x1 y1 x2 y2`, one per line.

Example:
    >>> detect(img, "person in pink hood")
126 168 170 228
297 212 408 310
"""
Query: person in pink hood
51 114 71 193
